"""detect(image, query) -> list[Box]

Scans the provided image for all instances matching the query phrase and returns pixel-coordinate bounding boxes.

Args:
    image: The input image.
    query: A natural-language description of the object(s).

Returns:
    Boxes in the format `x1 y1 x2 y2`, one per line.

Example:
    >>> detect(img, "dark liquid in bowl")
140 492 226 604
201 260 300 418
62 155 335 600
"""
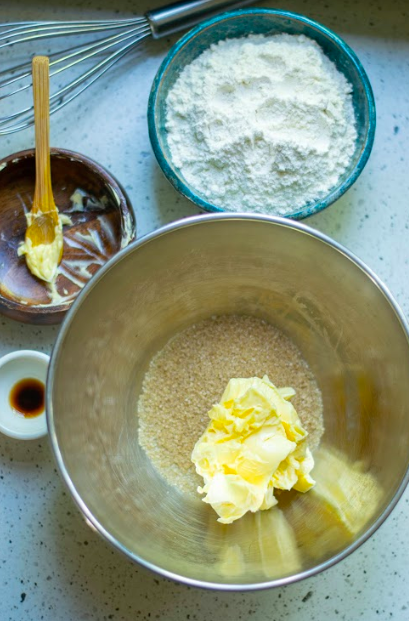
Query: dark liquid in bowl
9 378 45 417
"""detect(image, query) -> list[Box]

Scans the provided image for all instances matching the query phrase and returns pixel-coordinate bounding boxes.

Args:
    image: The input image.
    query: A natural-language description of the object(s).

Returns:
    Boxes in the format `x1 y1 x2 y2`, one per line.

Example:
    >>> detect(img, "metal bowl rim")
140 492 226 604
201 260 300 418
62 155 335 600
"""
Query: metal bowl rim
47 213 409 591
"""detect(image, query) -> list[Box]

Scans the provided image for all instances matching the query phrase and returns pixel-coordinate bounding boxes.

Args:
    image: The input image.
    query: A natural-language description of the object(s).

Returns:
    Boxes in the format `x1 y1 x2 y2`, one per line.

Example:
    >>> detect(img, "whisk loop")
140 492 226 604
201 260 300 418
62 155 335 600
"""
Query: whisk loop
0 19 151 134
0 0 253 134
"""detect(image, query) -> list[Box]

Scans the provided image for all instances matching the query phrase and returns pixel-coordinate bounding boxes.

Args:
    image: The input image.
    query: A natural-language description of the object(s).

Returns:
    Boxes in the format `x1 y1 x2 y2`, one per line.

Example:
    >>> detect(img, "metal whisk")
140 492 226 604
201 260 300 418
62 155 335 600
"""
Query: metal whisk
0 0 252 135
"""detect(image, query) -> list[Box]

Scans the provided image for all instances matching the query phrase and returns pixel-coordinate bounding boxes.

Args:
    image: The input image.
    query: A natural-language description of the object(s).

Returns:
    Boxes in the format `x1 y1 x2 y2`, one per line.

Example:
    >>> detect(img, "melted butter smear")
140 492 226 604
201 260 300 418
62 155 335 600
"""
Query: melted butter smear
18 212 71 283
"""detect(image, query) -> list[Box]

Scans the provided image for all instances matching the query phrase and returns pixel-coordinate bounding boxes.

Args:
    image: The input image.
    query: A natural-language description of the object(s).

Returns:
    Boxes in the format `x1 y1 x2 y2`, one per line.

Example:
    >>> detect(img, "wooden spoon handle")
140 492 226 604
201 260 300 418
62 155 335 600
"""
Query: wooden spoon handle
32 56 54 214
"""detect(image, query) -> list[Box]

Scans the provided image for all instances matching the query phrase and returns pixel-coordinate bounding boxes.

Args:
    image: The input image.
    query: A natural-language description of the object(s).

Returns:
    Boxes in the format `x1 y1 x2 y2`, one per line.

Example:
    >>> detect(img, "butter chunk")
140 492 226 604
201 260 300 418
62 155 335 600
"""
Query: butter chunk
192 375 315 524
18 211 67 283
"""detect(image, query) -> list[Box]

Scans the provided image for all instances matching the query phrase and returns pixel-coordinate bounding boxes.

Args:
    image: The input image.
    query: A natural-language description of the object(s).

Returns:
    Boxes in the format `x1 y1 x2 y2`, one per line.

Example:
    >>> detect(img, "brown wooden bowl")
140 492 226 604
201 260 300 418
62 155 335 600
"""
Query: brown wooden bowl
0 148 136 324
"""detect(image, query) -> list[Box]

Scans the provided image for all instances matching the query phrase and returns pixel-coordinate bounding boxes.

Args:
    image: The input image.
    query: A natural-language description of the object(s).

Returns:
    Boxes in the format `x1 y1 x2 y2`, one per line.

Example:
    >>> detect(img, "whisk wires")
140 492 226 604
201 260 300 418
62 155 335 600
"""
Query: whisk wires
0 18 151 135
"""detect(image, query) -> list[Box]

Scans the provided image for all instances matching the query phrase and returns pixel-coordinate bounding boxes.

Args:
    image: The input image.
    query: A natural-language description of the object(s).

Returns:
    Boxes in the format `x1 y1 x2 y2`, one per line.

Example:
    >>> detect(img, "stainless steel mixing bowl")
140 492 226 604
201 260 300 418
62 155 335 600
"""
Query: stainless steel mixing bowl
47 214 409 590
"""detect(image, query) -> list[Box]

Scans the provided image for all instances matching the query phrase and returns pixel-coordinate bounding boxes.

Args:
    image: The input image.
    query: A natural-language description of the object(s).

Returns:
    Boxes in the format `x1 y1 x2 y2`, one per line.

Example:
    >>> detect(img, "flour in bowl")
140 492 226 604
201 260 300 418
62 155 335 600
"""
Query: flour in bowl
165 34 357 215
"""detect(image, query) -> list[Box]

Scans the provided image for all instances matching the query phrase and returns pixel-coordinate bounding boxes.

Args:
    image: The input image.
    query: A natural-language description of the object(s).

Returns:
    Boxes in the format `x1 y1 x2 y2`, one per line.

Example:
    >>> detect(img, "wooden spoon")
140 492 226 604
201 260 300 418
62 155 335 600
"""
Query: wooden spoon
25 56 61 255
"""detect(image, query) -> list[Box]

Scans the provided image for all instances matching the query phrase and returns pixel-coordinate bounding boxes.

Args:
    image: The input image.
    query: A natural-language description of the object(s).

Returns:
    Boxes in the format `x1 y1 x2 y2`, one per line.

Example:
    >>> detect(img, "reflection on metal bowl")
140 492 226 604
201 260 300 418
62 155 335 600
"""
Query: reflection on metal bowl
48 214 409 590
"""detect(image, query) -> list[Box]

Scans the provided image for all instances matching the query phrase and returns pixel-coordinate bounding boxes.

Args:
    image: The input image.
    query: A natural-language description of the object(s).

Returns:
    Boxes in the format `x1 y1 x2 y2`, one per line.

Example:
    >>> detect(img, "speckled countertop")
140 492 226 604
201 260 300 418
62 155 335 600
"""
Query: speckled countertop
1 0 409 619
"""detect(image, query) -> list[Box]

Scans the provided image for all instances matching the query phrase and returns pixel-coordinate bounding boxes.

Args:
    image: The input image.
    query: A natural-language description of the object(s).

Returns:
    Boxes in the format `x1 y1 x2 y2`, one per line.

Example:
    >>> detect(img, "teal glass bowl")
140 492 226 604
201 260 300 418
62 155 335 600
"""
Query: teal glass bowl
148 9 376 219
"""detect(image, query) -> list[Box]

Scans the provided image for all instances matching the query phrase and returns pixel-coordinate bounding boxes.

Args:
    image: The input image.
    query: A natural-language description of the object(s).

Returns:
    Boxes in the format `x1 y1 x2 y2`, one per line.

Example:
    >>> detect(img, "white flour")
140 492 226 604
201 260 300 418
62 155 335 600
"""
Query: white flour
165 34 357 215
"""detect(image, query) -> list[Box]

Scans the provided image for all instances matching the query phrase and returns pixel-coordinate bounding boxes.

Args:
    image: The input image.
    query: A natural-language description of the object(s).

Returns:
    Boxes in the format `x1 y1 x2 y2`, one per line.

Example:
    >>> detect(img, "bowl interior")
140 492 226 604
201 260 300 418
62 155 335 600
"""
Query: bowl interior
149 10 375 218
0 149 135 324
49 217 409 589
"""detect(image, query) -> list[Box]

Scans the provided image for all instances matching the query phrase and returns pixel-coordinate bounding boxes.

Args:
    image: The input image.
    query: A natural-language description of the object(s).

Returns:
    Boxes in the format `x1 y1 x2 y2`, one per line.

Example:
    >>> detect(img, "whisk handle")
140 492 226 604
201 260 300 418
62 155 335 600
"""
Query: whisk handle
145 0 254 38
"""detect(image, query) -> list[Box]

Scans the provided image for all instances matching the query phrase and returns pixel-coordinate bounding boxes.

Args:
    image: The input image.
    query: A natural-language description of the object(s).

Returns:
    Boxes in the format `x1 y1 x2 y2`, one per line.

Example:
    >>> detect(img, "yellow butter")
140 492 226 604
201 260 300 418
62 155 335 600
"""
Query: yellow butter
18 224 63 283
192 376 315 524
18 213 71 283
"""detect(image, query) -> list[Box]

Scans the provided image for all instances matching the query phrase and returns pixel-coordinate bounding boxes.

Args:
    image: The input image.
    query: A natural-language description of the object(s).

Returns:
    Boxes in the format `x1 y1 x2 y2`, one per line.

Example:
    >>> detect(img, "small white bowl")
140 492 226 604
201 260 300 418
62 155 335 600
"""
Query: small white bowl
0 350 49 440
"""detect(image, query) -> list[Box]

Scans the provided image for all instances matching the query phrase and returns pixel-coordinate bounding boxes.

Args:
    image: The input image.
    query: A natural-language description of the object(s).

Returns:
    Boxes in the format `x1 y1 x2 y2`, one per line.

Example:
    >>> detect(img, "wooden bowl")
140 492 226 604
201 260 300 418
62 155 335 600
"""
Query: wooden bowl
0 148 136 324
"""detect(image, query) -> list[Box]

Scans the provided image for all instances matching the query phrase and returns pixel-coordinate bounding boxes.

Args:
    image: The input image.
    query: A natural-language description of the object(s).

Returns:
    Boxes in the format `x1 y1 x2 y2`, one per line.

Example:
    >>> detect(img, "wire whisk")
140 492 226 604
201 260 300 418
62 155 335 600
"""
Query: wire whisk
0 0 253 135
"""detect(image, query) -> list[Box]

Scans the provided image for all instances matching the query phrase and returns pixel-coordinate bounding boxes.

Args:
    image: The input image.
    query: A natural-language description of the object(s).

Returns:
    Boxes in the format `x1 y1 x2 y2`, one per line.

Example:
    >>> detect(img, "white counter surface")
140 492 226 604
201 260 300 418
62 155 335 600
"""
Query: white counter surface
1 0 409 619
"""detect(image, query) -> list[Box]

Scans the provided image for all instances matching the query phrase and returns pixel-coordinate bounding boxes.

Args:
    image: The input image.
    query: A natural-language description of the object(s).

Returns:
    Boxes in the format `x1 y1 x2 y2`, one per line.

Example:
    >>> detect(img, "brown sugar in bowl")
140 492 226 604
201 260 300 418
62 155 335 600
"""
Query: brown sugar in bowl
0 148 136 324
